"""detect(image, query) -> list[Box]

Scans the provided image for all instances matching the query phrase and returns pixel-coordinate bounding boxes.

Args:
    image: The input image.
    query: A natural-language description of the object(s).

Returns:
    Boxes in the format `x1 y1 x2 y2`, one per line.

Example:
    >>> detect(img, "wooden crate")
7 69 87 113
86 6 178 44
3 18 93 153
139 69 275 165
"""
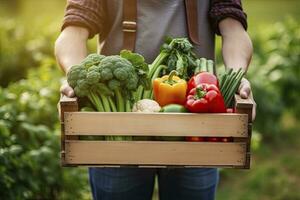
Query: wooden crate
59 94 253 168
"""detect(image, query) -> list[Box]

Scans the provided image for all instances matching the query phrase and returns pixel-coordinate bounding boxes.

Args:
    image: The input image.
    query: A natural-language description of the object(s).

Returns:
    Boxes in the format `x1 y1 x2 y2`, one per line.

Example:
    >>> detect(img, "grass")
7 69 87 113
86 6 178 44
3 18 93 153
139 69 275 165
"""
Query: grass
216 126 300 200
244 0 300 33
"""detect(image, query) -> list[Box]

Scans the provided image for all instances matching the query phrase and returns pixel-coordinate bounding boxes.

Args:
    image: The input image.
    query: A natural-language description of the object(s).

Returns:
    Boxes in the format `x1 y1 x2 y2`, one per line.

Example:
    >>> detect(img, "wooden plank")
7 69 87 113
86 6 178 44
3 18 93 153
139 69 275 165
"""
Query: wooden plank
64 112 248 137
234 94 253 109
59 95 79 166
65 141 247 166
244 124 252 169
63 164 244 168
59 95 78 122
234 94 254 122
60 95 78 105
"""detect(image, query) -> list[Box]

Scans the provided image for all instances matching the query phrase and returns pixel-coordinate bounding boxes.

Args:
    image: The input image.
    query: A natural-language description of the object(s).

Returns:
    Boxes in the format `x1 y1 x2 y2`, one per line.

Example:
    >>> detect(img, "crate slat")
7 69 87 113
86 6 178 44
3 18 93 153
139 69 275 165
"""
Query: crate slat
65 141 247 166
64 112 248 137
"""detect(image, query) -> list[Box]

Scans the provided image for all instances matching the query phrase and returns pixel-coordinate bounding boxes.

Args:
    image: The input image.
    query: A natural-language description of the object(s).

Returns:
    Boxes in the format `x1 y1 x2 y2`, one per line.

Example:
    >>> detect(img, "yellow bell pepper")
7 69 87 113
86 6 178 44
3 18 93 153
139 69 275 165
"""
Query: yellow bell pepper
153 70 187 106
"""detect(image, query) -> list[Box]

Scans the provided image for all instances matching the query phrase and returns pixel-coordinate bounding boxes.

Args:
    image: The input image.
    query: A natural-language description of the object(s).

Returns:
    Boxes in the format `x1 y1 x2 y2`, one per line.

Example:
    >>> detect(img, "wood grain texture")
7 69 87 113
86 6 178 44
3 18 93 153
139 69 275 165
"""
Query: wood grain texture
65 141 247 166
59 95 78 166
64 112 248 137
234 94 253 109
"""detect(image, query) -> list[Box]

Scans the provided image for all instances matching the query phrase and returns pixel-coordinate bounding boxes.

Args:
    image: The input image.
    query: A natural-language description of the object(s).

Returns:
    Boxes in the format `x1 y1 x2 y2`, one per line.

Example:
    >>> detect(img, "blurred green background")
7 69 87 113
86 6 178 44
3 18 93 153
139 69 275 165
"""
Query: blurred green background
0 0 300 199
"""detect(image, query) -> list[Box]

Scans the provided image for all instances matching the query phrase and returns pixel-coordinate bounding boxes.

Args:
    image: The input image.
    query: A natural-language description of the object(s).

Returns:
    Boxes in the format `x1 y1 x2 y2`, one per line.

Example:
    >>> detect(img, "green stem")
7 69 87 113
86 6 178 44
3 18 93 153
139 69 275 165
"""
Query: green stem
99 94 111 112
143 65 166 99
115 89 124 112
199 58 207 72
207 60 214 74
223 71 237 98
220 68 233 93
125 100 131 112
195 87 206 99
108 96 117 112
149 91 154 99
164 70 178 85
152 65 167 81
223 68 242 99
88 92 104 112
175 51 184 76
224 70 245 106
194 59 201 74
219 74 226 88
149 52 168 79
135 86 144 101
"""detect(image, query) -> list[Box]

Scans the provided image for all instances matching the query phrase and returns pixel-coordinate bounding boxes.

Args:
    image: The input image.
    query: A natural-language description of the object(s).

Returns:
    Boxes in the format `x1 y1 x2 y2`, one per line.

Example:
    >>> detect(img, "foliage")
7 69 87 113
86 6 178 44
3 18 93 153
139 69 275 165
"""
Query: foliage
217 18 300 200
0 60 89 199
247 17 300 140
0 18 57 87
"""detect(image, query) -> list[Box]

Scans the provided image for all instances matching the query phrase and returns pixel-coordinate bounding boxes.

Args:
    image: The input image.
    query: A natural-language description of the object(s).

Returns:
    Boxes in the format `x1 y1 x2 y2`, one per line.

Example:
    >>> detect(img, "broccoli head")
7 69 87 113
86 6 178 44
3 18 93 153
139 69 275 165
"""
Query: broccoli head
66 52 149 114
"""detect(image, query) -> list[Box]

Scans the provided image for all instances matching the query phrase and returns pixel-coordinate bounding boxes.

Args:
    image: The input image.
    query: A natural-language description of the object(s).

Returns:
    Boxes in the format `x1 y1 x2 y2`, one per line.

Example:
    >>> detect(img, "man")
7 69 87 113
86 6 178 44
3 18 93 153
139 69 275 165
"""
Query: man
55 0 256 199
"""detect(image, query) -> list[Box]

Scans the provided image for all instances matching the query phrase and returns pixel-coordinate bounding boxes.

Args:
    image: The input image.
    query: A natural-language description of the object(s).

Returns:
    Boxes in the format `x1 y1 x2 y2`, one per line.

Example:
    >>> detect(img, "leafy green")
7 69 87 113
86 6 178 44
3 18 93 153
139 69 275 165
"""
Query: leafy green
142 37 203 99
0 61 88 199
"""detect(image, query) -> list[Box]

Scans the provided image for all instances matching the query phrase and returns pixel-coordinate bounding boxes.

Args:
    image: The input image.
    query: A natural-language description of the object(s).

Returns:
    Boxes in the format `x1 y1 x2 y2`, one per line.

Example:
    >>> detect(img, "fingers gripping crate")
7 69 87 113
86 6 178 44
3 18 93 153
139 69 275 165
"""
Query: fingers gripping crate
59 95 253 169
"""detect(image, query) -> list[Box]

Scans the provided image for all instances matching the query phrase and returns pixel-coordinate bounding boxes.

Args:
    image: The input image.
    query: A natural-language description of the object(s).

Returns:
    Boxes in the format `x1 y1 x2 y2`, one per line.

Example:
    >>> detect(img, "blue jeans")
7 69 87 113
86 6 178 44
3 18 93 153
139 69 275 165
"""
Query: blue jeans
89 168 219 200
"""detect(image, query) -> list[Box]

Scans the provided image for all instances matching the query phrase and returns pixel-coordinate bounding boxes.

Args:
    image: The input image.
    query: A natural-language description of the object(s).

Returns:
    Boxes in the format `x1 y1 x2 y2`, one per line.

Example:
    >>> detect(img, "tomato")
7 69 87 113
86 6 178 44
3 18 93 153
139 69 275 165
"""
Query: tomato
206 137 220 142
186 137 205 142
220 137 233 142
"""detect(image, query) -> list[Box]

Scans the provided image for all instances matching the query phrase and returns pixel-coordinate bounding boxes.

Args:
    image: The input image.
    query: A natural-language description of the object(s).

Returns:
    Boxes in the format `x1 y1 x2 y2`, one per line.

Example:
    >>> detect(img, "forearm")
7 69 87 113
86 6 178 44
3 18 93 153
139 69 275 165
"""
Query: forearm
54 26 89 74
219 18 253 72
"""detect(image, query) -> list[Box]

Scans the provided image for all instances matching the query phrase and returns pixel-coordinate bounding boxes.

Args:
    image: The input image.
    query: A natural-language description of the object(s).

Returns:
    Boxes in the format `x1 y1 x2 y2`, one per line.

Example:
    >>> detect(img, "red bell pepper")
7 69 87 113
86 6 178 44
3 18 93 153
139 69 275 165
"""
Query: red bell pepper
187 72 219 94
185 83 226 113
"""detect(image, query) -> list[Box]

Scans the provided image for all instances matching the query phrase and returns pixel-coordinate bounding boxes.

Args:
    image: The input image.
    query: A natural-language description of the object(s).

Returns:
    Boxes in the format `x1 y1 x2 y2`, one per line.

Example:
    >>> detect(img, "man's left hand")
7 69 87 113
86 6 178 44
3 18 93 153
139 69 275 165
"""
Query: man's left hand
238 78 256 121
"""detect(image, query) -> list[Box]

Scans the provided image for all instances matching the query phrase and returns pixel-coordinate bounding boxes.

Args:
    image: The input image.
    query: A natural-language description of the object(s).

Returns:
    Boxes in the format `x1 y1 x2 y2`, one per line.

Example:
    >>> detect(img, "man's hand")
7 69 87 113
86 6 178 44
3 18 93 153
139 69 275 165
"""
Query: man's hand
219 18 256 121
60 80 75 97
238 78 256 121
239 78 250 99
55 26 89 97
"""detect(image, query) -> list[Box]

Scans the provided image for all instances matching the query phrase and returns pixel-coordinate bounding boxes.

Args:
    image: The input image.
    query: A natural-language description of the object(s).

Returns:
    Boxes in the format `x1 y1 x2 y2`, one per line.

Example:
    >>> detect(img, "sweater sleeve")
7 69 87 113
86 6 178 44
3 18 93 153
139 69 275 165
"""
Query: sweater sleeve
209 0 248 35
61 0 106 38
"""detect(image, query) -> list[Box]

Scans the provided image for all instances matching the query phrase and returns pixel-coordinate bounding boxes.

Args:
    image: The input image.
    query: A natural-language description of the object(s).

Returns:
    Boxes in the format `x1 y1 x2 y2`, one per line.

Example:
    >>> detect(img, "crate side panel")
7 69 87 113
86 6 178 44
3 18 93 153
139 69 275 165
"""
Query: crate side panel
64 112 248 137
65 141 247 166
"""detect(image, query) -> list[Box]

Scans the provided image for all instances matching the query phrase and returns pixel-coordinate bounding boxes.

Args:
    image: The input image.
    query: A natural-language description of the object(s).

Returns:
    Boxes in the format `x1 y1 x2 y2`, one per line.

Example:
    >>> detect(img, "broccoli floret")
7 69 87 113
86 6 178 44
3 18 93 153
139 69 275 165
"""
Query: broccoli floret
125 74 138 90
67 63 105 111
98 55 138 91
99 56 132 81
108 79 121 91
81 53 105 69
86 66 101 84
74 79 89 97
67 65 86 88
99 67 113 81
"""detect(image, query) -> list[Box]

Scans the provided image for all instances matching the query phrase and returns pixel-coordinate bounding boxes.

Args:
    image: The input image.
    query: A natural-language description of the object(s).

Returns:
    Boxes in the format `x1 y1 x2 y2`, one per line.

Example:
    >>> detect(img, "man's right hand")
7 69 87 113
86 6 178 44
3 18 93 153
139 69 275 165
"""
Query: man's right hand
60 81 75 97
55 26 89 97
